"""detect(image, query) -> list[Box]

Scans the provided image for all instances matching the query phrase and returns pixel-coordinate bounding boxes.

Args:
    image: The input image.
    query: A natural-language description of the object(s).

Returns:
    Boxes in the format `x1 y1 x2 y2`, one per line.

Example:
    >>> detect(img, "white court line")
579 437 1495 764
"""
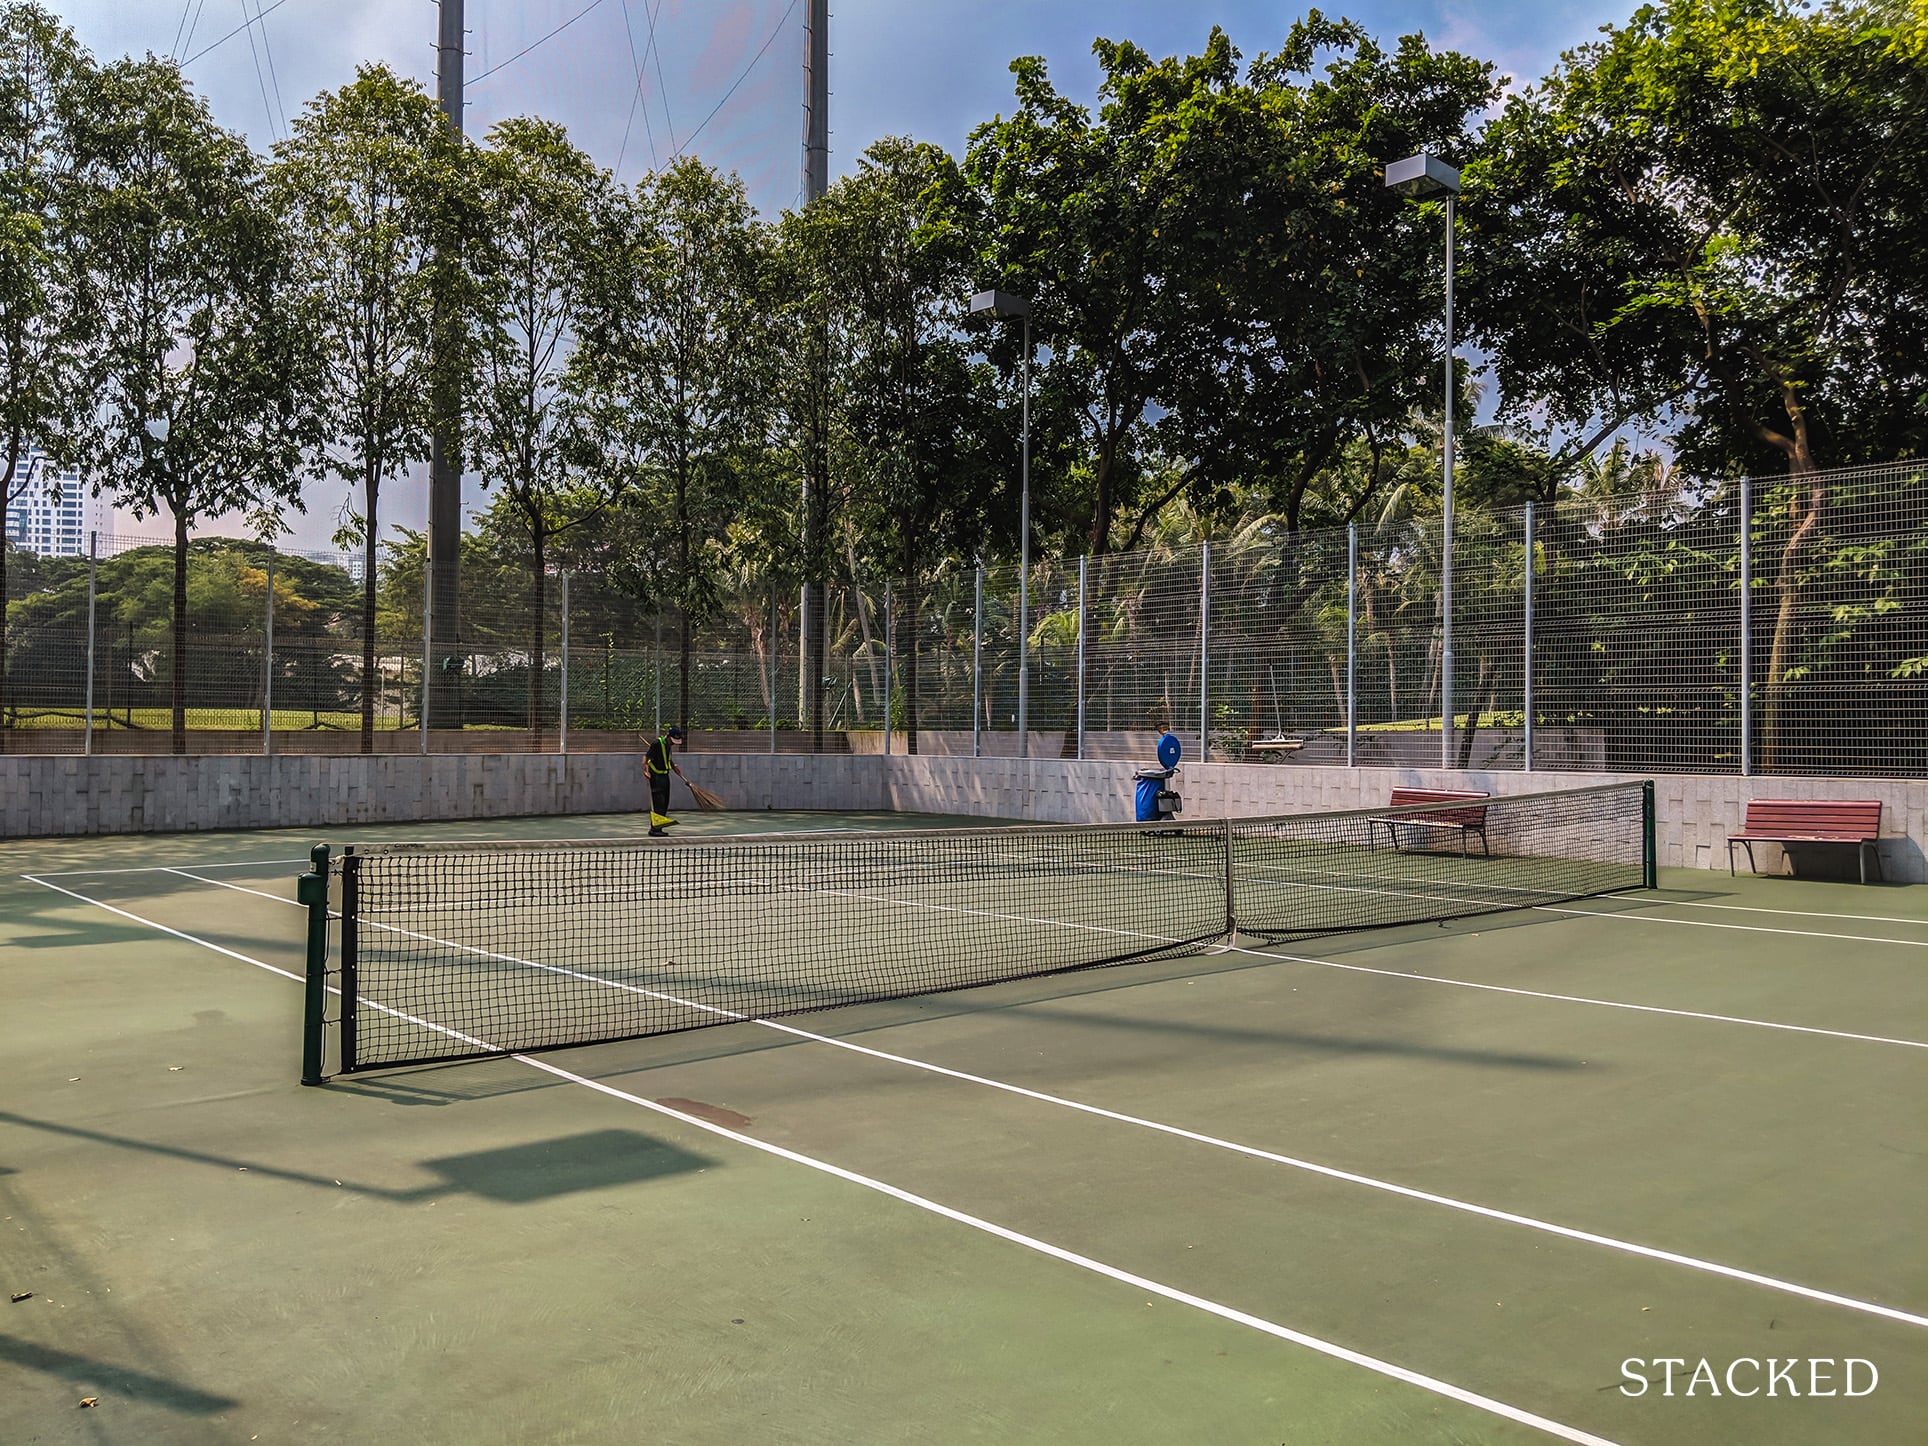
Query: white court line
25 857 312 878
1668 900 1928 928
17 873 1624 1446
157 866 1928 1329
1536 903 1928 949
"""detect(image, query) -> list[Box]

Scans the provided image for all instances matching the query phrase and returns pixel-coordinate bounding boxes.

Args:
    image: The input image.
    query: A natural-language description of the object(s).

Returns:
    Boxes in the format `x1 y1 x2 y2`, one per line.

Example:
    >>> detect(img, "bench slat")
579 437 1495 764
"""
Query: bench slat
1738 799 1881 840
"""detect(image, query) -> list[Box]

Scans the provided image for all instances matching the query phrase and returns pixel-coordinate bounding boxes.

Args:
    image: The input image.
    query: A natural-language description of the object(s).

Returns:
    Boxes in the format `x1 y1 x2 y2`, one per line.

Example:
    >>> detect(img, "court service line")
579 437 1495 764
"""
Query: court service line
1655 899 1928 929
1536 903 1928 949
16 875 1625 1446
151 867 1928 1329
25 857 313 878
162 867 1928 1053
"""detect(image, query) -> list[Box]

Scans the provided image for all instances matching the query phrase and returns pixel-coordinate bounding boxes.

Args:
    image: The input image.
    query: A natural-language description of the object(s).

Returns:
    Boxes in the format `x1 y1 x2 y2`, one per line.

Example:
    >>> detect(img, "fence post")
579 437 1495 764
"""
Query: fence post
653 608 662 737
84 531 97 755
420 550 431 754
1739 479 1753 776
1522 503 1534 772
1346 524 1357 768
882 579 893 757
263 548 274 756
769 575 778 755
1076 554 1088 762
1198 542 1211 761
972 562 983 758
559 571 570 755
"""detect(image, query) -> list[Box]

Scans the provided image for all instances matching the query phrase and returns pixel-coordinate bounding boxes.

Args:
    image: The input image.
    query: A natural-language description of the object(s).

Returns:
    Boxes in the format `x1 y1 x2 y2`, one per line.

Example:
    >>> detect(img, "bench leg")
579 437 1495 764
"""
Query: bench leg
1728 840 1736 877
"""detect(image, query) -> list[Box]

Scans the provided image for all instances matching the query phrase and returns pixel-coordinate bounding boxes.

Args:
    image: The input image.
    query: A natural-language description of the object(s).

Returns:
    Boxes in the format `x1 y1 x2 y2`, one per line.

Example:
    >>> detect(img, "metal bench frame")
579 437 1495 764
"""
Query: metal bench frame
1369 788 1491 859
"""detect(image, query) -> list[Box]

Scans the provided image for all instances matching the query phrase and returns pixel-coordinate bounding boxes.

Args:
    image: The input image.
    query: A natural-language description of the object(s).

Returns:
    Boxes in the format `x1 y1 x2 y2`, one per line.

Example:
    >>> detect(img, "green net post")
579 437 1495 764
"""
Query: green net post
1641 781 1657 890
297 844 331 1086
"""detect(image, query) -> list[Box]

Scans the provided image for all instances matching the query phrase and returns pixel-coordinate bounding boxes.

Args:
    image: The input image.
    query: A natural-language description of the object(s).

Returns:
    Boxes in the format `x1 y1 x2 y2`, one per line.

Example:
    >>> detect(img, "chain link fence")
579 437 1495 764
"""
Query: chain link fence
3 461 1923 774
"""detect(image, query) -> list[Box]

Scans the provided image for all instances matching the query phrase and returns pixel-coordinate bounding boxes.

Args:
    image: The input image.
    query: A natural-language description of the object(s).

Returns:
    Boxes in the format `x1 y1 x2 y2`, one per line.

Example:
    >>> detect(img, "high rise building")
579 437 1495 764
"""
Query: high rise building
4 447 102 557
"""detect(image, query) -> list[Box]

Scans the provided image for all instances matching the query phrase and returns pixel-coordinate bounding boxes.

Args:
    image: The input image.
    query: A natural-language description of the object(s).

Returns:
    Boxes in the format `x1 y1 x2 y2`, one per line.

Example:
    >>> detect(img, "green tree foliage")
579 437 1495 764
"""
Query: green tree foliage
73 57 311 753
1477 0 1928 765
272 64 475 751
0 2 89 747
575 158 772 730
468 116 615 740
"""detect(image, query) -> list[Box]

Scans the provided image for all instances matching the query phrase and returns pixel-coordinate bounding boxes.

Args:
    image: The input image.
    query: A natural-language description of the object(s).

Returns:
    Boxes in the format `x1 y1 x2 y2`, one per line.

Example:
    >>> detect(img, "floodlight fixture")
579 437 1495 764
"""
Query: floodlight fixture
970 289 1031 319
1383 152 1460 198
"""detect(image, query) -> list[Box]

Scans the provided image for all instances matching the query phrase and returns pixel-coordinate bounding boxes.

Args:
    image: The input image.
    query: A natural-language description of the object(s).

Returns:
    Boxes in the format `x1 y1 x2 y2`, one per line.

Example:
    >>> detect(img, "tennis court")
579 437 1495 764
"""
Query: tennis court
4 799 1924 1444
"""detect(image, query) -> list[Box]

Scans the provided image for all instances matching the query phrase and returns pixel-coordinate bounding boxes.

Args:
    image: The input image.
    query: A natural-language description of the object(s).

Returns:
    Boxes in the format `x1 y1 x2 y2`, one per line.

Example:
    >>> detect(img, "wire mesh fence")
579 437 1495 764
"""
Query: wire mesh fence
3 461 1923 773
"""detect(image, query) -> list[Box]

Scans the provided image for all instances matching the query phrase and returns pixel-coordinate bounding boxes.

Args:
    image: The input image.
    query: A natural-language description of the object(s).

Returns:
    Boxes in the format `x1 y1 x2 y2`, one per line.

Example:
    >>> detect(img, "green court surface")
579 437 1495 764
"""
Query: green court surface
3 808 1924 1445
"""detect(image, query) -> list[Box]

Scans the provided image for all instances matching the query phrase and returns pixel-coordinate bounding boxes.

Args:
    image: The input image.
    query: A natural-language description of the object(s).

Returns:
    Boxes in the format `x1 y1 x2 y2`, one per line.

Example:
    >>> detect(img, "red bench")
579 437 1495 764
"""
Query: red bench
1728 800 1884 884
1371 787 1491 858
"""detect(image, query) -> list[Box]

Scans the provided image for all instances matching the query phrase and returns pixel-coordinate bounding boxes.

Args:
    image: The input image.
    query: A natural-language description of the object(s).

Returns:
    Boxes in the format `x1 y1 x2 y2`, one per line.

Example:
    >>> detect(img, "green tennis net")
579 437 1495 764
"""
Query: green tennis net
310 781 1652 1073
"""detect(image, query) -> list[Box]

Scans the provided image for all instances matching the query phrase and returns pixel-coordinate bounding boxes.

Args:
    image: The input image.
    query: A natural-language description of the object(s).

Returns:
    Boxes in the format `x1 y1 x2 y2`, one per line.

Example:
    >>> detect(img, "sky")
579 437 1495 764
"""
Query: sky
49 0 1632 552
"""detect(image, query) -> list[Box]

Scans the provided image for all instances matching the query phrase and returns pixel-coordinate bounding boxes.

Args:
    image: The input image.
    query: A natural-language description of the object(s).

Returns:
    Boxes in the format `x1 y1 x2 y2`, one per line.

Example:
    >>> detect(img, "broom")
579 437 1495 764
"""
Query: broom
685 779 727 812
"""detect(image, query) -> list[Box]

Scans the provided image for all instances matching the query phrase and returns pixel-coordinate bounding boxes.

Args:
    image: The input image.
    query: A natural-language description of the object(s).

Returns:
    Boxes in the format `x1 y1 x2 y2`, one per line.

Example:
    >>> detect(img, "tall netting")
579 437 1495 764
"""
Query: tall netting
3 462 1922 773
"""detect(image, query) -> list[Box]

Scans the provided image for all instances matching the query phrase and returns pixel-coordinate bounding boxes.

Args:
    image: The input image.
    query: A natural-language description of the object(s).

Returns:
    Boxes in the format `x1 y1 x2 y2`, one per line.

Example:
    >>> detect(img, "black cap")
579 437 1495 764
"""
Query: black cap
667 725 685 739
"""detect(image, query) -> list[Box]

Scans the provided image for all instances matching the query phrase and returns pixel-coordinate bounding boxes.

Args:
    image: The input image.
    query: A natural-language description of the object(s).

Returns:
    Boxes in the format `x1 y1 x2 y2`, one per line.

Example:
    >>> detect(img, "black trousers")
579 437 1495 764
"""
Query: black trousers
649 772 671 815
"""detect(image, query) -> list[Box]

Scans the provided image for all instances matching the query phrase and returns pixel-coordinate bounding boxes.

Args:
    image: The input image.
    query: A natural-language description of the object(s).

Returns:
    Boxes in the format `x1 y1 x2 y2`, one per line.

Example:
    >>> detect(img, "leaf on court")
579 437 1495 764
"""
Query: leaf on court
78 1397 98 1408
67 1077 80 1082
10 1292 31 1303
168 1066 183 1072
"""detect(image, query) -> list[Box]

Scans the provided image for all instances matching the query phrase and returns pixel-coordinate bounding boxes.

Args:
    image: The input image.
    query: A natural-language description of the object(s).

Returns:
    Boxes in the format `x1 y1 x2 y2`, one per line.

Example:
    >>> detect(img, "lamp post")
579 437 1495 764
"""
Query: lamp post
970 288 1033 757
1385 152 1461 772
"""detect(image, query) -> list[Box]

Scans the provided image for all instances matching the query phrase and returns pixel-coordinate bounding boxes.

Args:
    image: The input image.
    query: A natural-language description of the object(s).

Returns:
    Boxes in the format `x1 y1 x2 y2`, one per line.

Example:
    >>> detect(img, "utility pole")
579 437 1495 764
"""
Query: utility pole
428 0 465 730
800 0 828 749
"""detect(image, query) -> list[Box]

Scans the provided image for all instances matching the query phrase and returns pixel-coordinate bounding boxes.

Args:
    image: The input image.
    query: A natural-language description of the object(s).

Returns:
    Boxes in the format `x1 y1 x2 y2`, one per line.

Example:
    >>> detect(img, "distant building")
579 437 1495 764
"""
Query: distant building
296 548 366 584
3 447 104 558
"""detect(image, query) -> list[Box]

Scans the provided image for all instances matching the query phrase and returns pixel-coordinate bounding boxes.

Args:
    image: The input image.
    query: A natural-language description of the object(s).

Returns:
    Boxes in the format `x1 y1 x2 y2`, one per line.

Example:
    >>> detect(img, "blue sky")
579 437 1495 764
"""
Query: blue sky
50 0 1632 547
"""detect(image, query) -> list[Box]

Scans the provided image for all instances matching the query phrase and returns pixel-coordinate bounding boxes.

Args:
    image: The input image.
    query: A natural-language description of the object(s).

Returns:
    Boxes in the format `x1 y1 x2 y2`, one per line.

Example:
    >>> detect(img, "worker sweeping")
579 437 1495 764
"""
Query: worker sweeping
645 725 687 836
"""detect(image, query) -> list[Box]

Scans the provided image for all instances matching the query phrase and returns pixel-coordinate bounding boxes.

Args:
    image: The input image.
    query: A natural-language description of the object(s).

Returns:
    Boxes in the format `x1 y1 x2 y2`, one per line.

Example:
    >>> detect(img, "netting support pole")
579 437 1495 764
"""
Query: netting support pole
298 843 330 1086
1076 555 1088 761
84 531 96 756
420 549 431 754
1739 479 1753 776
559 571 570 755
769 575 778 755
972 562 983 758
1522 503 1534 772
1198 542 1211 761
1642 780 1657 890
1222 818 1235 938
263 548 275 757
338 850 359 1073
883 580 894 757
1345 524 1357 768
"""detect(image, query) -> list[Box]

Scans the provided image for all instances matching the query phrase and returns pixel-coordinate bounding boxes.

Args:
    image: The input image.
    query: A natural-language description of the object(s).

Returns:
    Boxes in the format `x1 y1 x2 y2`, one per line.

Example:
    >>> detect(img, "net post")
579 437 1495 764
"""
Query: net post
338 850 359 1073
1223 817 1235 939
298 844 330 1086
1641 780 1657 890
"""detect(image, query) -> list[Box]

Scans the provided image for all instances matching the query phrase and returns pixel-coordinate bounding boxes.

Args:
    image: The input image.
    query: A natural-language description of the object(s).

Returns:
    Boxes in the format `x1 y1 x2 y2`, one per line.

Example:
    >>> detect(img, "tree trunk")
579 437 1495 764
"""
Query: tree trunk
360 467 380 754
529 532 546 748
1761 474 1825 773
171 506 188 755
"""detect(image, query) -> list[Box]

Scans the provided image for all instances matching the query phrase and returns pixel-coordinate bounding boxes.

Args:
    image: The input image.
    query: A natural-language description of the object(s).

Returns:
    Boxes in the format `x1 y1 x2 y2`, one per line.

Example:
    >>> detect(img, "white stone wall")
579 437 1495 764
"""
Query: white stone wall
1 751 1919 881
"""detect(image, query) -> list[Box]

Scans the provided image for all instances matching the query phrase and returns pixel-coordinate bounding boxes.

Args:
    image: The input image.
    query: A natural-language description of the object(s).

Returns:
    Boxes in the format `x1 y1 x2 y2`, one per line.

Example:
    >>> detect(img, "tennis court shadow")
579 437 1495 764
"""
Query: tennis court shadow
414 1128 715 1204
0 1331 238 1414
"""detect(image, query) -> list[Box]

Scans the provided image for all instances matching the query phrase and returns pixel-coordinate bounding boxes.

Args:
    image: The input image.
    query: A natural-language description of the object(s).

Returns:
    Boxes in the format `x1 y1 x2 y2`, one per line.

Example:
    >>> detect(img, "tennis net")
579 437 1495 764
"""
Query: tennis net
309 780 1652 1073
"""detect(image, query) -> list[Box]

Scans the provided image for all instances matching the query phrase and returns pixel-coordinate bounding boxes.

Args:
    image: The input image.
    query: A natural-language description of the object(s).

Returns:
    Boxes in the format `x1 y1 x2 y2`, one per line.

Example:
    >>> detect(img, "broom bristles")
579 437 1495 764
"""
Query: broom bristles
688 782 726 812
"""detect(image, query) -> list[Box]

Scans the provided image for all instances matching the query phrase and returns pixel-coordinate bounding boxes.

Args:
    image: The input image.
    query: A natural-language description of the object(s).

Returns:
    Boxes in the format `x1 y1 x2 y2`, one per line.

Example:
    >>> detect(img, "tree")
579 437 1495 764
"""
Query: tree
575 158 771 731
73 58 311 754
0 2 90 747
272 65 473 751
1474 0 1928 766
821 138 998 752
1157 18 1498 536
467 116 615 743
